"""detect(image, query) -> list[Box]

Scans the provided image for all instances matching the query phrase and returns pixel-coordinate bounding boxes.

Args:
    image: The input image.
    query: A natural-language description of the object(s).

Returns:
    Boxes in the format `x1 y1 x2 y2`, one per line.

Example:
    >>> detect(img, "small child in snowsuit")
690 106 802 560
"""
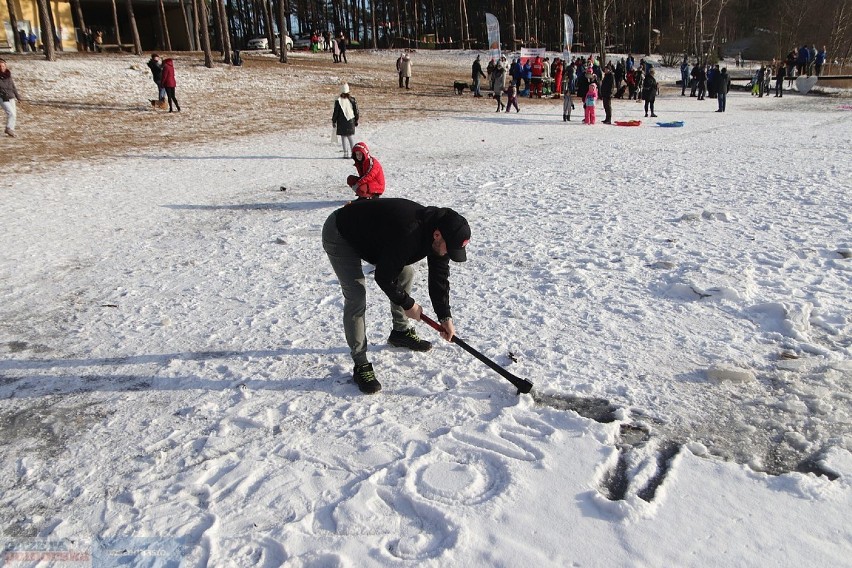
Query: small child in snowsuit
346 141 385 200
505 84 519 112
584 82 598 124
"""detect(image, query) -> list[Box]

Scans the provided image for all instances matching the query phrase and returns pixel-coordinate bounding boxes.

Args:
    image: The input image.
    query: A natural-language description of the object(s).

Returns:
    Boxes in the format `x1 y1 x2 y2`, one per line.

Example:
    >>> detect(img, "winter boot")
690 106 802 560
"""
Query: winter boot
353 362 382 394
5 127 16 137
388 328 432 352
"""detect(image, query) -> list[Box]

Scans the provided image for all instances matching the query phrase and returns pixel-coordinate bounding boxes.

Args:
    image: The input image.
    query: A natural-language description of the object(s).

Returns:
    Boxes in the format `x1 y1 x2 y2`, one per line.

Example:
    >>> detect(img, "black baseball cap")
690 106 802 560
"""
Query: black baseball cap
436 209 471 262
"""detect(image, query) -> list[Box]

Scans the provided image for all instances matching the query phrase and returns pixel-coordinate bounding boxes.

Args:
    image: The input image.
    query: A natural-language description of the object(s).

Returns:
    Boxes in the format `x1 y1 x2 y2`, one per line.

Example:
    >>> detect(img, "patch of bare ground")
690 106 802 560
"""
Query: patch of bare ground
2 50 558 173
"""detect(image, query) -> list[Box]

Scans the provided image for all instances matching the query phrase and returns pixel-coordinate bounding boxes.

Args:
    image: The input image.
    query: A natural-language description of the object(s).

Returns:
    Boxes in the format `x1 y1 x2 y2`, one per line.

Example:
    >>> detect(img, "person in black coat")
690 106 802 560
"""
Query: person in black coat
322 198 471 393
716 67 731 111
147 54 165 108
332 83 359 158
775 63 786 97
471 55 486 97
696 65 707 100
642 68 659 117
575 69 591 103
600 65 615 124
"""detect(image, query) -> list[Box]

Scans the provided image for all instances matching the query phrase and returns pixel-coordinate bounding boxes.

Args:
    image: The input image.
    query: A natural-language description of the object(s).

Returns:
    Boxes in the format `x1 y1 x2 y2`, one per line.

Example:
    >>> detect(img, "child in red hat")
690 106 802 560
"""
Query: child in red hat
346 142 385 199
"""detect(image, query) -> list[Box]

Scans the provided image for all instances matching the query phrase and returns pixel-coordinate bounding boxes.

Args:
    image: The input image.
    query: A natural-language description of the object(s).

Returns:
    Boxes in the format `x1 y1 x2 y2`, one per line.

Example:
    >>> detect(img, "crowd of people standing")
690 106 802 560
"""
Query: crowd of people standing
473 53 672 123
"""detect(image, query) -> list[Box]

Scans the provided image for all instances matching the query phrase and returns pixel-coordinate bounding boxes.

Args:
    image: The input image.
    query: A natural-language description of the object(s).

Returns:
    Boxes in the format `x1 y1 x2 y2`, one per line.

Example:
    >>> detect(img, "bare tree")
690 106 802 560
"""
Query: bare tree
263 0 275 53
110 0 123 49
35 0 56 60
371 0 377 48
196 0 214 67
509 0 516 49
706 0 729 60
827 0 852 72
5 0 23 52
459 0 470 48
278 0 289 62
180 0 195 50
647 0 653 54
589 0 614 65
70 0 87 50
192 0 202 50
776 0 805 59
217 0 233 63
158 0 172 50
126 0 143 55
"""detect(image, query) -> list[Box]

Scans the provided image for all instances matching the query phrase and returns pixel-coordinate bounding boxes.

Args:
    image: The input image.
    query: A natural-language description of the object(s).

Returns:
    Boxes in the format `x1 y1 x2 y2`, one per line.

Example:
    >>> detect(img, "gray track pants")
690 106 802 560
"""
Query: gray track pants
322 210 414 365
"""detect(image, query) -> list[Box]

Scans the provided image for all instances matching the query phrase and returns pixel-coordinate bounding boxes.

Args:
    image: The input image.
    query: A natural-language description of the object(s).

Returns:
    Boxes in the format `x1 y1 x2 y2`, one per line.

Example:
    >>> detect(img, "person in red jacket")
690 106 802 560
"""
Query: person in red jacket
552 58 563 99
160 58 180 113
530 57 544 98
345 141 385 199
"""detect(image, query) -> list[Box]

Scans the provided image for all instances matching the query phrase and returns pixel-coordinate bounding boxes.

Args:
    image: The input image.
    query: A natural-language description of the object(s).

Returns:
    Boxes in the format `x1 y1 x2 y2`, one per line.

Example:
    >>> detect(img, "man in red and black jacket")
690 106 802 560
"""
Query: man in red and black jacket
322 198 471 394
346 141 385 199
530 57 544 98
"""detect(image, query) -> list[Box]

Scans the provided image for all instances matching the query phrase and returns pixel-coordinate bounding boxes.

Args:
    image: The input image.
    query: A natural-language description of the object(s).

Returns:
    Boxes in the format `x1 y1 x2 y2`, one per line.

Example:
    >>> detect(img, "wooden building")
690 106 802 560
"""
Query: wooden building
1 0 195 52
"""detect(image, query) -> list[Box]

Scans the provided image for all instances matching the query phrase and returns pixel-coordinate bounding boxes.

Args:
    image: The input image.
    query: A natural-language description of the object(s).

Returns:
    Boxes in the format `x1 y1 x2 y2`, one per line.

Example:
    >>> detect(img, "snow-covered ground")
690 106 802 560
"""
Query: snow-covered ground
1 52 851 566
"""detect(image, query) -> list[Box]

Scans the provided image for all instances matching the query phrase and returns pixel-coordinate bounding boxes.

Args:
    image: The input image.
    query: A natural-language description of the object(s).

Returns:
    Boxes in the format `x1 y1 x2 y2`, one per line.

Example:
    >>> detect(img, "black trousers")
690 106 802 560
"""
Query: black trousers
164 87 180 110
602 97 612 122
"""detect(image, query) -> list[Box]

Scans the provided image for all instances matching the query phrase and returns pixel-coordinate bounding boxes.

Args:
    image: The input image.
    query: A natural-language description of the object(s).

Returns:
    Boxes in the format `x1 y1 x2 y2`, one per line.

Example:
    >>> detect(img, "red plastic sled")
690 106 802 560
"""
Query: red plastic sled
614 120 642 127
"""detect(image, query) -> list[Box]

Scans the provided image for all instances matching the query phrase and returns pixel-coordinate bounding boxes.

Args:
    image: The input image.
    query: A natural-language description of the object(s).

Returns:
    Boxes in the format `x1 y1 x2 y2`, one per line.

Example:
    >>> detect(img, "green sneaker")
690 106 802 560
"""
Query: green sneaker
353 363 382 394
388 328 433 352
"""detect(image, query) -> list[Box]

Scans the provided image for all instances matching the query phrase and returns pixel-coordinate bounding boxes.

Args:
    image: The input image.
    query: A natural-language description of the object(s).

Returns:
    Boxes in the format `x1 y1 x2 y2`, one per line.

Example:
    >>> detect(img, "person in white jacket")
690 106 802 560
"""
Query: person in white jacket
399 53 413 89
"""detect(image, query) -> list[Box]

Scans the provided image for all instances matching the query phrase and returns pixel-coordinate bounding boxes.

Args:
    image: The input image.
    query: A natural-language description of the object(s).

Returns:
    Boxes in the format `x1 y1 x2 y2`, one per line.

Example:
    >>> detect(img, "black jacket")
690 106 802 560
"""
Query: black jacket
642 75 658 99
147 59 163 85
600 72 615 98
334 198 455 319
472 59 485 80
332 96 359 136
717 70 730 94
576 74 590 100
0 70 19 102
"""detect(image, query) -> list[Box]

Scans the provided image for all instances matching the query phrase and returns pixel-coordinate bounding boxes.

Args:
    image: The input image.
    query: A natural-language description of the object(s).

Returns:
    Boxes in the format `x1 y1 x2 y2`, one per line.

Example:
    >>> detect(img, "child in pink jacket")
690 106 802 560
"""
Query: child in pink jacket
584 82 598 124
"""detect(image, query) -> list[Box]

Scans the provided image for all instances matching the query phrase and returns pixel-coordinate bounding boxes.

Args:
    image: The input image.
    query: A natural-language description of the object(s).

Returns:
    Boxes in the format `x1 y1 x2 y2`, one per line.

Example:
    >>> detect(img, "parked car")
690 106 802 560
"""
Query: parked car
292 35 312 50
247 36 269 50
247 34 293 51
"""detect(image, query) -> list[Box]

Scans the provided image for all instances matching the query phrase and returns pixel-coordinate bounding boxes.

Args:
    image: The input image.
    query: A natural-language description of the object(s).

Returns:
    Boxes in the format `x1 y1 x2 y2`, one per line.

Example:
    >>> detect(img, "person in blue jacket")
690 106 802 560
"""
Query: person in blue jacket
707 65 719 98
509 57 522 87
815 47 827 77
521 59 532 93
680 55 690 96
797 44 811 76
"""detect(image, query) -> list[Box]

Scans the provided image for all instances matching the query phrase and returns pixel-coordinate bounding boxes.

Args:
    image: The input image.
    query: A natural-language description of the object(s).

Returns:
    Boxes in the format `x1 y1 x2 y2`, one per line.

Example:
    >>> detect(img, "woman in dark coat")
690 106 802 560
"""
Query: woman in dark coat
332 83 359 158
642 68 659 117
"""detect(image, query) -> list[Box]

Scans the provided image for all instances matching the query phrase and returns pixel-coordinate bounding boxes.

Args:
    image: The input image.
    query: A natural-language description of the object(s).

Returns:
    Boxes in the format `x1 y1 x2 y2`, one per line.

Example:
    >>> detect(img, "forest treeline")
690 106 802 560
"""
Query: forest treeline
11 0 850 67
278 0 850 61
